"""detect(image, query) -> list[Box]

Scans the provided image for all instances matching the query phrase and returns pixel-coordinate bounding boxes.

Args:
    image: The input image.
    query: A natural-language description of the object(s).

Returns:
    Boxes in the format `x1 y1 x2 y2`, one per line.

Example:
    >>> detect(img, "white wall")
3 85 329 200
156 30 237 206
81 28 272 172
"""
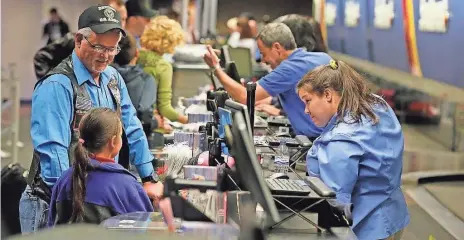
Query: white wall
1 0 102 100
41 0 105 33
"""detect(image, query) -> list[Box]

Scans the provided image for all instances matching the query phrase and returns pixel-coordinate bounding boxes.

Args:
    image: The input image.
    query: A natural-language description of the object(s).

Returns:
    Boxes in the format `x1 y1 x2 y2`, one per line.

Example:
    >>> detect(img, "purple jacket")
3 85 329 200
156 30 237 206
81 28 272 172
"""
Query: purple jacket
48 158 154 226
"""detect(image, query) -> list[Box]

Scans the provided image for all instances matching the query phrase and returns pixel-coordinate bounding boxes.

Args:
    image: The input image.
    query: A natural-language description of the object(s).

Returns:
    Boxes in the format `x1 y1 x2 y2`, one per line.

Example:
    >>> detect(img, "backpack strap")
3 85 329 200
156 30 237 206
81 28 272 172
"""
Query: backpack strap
106 72 131 169
69 76 92 143
107 75 121 114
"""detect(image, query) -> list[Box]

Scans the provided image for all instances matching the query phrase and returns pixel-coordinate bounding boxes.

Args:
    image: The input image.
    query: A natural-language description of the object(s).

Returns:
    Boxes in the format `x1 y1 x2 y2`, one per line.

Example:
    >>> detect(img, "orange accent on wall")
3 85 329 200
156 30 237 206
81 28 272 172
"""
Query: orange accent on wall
319 0 328 46
402 0 423 77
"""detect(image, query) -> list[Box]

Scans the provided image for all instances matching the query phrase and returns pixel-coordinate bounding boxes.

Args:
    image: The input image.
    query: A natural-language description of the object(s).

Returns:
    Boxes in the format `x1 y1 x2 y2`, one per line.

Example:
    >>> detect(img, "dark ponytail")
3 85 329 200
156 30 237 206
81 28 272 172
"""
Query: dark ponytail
69 108 122 223
70 142 90 223
273 14 328 53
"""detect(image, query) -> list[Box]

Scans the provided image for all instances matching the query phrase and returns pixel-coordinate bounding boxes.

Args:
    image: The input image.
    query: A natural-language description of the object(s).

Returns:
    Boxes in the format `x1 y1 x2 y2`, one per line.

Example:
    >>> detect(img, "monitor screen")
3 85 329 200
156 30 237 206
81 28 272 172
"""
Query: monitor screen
218 107 232 155
219 46 227 68
227 47 253 78
224 99 252 139
230 111 280 224
225 62 241 83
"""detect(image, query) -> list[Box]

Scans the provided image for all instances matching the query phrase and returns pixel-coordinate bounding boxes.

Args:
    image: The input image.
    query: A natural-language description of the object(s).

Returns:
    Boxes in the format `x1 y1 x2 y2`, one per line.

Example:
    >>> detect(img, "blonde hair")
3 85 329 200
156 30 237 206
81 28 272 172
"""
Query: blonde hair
140 16 185 55
227 17 237 29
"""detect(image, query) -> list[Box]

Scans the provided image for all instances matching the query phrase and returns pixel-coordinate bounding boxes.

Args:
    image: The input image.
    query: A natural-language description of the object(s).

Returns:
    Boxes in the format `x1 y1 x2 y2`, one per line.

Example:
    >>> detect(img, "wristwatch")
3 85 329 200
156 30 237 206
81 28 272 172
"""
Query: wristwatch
141 174 158 184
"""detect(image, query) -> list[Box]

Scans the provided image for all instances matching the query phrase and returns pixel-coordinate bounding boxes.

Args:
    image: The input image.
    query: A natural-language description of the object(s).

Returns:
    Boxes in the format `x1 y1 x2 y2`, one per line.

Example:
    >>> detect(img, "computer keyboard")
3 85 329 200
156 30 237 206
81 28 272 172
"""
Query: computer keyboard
266 179 311 196
255 111 269 118
254 115 268 128
266 136 299 147
294 135 312 147
267 116 291 126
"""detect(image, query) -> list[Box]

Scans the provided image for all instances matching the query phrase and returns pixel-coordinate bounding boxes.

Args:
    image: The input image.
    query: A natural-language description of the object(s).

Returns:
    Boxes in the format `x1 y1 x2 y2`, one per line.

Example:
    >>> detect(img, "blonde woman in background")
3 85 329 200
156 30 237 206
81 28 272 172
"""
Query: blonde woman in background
226 17 240 47
138 16 188 137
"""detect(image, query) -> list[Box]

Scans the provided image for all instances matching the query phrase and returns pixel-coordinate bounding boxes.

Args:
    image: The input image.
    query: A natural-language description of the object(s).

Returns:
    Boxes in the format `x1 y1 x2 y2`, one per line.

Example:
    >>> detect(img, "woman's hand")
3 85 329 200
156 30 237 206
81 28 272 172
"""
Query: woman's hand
153 110 164 128
178 115 188 124
157 198 176 232
155 114 173 133
162 123 173 133
145 183 176 233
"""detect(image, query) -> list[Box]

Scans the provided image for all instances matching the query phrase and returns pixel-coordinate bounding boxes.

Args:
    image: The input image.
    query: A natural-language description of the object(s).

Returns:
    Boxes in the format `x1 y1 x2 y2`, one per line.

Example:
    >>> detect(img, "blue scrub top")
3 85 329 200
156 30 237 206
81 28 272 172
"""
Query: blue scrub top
307 96 410 239
31 51 154 186
259 48 331 137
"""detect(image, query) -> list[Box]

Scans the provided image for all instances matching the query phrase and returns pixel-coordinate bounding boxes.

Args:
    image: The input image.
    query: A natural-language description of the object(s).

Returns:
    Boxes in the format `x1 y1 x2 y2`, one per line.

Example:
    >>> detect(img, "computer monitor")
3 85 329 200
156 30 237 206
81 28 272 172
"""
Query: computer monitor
218 107 232 155
225 61 241 83
229 111 280 224
218 107 232 138
227 47 253 79
224 99 253 139
219 46 227 68
210 73 218 90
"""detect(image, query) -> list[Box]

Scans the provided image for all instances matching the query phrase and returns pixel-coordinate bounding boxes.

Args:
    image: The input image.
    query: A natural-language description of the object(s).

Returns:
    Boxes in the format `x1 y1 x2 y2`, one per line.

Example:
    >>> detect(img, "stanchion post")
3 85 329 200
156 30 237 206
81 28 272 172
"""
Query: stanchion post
9 63 20 163
246 82 256 136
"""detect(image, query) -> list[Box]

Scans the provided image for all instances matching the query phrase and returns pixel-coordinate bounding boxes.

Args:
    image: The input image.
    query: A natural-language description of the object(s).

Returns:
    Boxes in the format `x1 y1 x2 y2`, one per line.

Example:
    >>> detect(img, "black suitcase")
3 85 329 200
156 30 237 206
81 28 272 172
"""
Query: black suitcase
1 163 28 237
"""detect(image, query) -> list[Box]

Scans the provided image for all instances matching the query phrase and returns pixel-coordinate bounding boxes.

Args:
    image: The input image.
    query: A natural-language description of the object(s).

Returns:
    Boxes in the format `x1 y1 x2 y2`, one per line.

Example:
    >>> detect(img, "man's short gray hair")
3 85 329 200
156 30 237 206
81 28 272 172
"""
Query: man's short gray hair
76 27 122 40
76 27 93 37
257 23 297 50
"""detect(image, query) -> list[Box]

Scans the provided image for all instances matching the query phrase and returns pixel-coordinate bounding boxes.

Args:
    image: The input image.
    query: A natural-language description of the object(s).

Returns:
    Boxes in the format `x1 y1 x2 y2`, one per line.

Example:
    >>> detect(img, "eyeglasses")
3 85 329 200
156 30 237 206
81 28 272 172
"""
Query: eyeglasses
83 36 121 56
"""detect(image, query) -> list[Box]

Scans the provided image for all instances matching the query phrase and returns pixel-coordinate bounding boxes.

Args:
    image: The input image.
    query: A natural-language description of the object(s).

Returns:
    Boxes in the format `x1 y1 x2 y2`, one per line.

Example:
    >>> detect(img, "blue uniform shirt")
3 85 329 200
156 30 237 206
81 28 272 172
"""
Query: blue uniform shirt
259 48 330 137
135 36 141 49
307 97 410 239
31 51 154 186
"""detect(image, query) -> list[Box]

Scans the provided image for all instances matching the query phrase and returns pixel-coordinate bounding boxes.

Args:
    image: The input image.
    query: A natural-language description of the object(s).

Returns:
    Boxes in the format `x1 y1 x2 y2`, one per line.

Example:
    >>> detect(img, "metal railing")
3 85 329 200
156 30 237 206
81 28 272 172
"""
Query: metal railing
1 63 21 163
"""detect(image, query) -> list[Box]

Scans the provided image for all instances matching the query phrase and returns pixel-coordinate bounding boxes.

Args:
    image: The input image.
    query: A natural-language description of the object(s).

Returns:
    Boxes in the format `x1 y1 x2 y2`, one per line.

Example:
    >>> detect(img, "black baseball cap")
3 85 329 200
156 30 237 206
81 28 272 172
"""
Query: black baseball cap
126 0 158 18
78 5 126 36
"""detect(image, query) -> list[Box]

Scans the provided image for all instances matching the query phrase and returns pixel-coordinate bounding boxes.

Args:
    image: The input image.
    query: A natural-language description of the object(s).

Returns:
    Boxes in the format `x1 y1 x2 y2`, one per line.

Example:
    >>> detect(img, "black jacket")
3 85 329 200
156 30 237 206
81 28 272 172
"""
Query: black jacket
34 32 75 80
43 20 70 44
114 64 158 131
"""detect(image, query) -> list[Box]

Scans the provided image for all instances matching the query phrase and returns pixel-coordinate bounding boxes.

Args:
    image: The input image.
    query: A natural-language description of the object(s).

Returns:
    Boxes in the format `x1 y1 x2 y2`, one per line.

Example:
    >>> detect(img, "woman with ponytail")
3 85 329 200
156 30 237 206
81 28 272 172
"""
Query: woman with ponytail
296 60 409 240
48 108 154 225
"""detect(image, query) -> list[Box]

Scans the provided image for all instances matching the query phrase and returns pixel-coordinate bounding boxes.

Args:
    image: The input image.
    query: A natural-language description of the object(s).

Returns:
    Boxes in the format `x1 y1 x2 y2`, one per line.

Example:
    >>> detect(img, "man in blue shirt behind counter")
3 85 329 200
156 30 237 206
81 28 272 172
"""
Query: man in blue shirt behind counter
203 22 331 138
19 5 162 233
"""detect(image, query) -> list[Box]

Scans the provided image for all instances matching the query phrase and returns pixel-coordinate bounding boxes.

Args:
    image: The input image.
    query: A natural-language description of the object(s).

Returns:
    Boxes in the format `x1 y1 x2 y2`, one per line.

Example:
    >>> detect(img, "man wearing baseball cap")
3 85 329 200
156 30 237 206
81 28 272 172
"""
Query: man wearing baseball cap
125 0 158 47
20 5 162 233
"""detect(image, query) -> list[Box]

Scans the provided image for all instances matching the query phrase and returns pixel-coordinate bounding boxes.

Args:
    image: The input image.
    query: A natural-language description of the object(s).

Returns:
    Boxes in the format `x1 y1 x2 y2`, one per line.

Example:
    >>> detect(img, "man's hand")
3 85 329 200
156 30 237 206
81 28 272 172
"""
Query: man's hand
255 97 272 106
256 104 282 116
157 198 176 232
203 45 220 69
143 181 164 200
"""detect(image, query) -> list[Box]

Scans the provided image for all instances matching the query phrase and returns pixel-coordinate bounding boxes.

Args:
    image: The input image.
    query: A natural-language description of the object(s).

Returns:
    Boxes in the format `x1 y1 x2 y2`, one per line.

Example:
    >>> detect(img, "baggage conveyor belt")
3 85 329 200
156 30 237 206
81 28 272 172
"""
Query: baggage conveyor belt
402 172 464 240
402 187 458 240
424 182 464 222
